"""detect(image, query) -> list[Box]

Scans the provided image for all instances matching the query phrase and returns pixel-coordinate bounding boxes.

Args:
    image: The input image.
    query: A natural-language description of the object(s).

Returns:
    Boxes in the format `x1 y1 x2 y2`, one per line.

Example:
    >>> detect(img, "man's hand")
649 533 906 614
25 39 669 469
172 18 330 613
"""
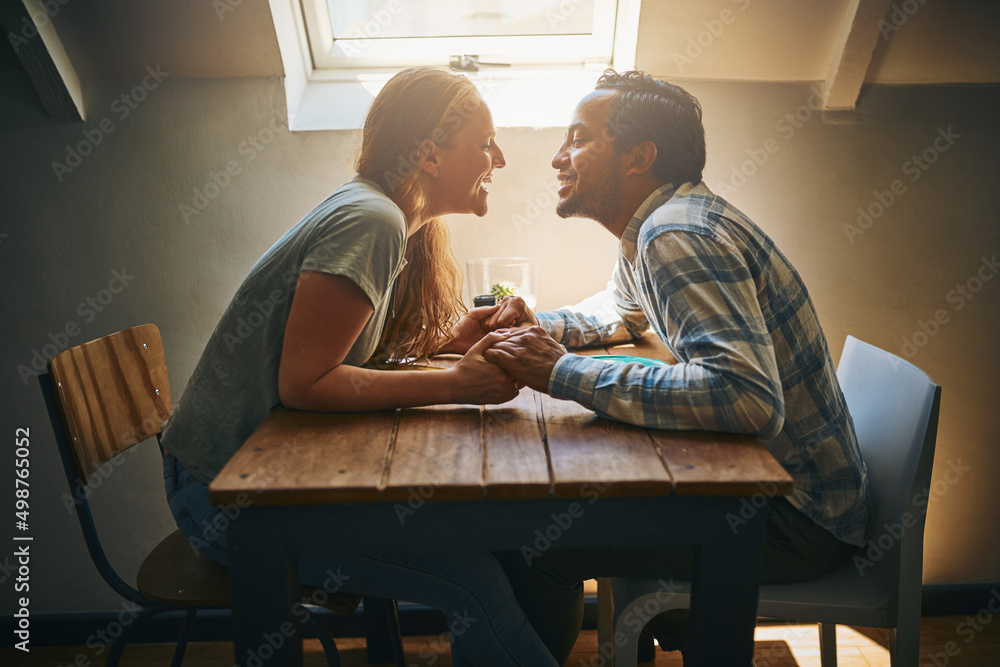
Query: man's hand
482 326 567 393
438 297 538 355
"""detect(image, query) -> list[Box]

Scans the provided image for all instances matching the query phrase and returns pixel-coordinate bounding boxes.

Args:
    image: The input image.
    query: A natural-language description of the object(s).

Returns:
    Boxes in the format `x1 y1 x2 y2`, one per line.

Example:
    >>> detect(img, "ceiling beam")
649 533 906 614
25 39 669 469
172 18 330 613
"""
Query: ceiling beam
0 0 83 122
822 0 895 110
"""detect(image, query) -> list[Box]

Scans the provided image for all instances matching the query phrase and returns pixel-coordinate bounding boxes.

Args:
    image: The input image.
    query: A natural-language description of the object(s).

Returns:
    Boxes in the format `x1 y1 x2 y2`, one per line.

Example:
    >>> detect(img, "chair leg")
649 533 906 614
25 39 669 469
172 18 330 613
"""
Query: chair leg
104 605 170 667
637 629 656 662
170 608 197 667
304 611 342 667
609 596 648 667
105 632 129 667
819 622 838 667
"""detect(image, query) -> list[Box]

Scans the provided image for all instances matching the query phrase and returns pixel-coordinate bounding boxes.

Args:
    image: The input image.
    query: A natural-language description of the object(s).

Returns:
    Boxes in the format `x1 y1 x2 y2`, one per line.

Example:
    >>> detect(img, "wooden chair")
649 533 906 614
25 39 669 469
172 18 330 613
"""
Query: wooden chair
608 335 942 666
40 324 404 666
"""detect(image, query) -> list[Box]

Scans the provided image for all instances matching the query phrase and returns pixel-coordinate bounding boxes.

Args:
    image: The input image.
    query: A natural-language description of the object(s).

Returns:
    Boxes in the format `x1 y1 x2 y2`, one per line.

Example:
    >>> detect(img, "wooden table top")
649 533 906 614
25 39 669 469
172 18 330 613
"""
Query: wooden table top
209 333 793 506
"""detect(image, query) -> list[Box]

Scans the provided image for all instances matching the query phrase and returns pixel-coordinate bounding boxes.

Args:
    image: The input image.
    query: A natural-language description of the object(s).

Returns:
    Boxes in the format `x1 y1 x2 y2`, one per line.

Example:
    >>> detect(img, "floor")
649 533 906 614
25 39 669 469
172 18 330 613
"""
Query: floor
5 618 1000 666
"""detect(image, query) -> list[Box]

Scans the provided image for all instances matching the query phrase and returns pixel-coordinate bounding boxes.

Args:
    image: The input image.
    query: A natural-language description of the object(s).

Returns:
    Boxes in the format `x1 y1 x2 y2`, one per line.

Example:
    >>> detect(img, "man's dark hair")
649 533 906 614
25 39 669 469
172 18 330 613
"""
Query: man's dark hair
595 69 706 186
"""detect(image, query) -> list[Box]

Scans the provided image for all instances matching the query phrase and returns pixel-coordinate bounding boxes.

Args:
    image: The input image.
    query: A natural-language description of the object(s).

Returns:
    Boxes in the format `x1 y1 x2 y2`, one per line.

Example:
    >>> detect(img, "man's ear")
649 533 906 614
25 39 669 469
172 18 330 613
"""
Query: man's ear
417 139 439 176
624 141 657 177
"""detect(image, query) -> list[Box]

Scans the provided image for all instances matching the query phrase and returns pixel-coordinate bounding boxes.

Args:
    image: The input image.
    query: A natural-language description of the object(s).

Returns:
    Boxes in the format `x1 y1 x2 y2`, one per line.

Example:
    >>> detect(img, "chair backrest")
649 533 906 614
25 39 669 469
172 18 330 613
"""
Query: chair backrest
48 324 172 482
836 335 941 615
40 324 172 605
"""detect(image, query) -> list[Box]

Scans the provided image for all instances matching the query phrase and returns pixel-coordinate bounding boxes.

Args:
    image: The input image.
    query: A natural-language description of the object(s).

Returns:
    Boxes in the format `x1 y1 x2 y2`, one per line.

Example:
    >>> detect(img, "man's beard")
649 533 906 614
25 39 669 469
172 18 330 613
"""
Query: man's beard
555 163 623 228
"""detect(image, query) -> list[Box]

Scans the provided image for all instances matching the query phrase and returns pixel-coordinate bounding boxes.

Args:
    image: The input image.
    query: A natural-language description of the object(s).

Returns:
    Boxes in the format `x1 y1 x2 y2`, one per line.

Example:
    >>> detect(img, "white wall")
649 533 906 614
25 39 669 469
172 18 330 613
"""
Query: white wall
1 71 997 613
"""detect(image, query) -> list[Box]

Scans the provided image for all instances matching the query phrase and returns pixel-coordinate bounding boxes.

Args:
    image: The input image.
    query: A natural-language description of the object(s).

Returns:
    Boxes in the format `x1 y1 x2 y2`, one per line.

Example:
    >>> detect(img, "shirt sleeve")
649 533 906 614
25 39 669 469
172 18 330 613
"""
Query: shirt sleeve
300 200 406 308
537 258 649 348
548 230 786 439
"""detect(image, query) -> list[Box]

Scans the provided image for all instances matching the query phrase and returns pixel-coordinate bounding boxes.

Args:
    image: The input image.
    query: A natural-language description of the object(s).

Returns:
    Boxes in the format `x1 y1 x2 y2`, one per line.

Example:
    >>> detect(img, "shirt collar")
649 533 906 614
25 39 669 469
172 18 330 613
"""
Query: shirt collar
620 182 680 264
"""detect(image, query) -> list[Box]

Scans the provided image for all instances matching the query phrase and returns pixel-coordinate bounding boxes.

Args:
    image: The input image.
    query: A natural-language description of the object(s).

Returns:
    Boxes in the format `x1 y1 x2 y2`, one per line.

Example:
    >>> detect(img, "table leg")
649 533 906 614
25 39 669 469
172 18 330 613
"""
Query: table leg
364 596 404 665
596 578 614 662
229 509 303 667
685 499 768 667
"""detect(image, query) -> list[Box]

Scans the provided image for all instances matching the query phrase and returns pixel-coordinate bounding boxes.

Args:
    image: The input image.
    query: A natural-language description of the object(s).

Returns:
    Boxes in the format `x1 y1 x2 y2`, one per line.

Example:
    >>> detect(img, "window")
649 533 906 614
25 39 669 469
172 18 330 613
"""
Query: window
301 0 619 71
272 0 639 129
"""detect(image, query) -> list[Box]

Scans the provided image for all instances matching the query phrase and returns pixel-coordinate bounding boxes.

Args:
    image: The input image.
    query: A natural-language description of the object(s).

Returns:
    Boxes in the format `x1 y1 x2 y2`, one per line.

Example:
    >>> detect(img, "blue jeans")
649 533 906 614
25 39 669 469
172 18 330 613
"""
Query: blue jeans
163 452 557 666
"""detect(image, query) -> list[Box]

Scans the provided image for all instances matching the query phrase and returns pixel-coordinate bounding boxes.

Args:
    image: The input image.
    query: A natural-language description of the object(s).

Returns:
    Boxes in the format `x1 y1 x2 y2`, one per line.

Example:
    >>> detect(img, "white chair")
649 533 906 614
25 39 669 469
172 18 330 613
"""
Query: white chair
609 335 942 666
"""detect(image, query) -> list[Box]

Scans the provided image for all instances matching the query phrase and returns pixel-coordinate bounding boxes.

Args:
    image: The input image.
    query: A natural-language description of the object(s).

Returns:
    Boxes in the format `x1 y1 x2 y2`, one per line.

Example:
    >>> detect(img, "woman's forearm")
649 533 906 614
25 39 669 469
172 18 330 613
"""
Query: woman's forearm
280 364 458 412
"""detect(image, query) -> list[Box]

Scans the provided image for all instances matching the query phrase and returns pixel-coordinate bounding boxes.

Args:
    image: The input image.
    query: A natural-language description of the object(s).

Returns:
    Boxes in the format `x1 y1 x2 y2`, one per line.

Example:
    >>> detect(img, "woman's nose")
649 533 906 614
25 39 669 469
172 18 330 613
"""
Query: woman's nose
493 143 506 168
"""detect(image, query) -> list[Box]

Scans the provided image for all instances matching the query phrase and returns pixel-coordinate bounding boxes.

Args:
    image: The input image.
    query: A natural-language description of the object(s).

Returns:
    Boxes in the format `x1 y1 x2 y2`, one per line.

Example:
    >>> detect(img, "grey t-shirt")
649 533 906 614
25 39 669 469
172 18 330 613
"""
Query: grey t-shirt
160 178 407 482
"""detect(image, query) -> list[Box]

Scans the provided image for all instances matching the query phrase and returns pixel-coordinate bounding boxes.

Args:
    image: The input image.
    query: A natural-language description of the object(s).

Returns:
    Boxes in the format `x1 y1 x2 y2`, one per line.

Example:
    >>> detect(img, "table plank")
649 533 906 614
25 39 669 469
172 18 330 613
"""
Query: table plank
384 404 485 502
209 407 396 505
481 387 551 499
538 392 674 499
650 430 793 497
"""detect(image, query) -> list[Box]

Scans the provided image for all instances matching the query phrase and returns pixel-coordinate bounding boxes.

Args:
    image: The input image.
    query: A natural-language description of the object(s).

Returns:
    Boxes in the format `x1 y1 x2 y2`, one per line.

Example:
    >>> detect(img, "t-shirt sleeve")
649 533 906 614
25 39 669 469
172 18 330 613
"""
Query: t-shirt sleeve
299 199 407 307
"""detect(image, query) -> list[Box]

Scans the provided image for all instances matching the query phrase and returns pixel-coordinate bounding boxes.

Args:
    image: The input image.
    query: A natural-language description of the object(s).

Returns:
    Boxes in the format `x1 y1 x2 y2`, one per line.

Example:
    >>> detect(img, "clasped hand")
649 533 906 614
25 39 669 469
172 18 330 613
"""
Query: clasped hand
451 327 567 403
440 296 538 355
444 299 566 403
481 326 567 393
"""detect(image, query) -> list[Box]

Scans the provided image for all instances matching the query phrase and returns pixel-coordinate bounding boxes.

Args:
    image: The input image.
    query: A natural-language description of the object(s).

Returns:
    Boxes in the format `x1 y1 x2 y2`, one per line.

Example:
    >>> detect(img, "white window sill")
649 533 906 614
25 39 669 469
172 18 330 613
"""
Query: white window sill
288 68 608 132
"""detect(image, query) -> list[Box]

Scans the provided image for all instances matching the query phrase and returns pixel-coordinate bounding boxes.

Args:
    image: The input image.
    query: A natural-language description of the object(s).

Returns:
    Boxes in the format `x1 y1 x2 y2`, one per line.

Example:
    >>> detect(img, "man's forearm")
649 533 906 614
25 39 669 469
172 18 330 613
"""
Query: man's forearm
548 354 785 439
538 288 647 348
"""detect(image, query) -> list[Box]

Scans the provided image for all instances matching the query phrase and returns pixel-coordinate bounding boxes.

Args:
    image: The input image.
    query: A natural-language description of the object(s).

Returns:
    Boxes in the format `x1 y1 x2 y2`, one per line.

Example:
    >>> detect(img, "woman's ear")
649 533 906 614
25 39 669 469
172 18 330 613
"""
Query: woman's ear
624 140 657 177
417 139 439 177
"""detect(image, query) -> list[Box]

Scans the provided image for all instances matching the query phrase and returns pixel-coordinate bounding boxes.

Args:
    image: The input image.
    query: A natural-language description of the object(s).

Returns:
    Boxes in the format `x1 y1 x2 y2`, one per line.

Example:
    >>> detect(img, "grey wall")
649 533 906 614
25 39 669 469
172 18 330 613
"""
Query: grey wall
1 71 998 614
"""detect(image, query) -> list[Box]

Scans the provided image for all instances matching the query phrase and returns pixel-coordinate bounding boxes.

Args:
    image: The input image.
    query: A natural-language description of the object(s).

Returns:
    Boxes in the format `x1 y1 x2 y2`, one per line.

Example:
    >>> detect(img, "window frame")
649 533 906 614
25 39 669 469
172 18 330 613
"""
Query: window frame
268 0 640 130
300 0 620 72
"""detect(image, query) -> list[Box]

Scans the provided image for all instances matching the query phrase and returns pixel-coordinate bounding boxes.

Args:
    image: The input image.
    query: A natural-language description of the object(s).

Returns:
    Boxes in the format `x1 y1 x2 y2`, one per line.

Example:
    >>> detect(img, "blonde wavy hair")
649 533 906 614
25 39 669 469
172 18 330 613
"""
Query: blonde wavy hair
356 67 484 362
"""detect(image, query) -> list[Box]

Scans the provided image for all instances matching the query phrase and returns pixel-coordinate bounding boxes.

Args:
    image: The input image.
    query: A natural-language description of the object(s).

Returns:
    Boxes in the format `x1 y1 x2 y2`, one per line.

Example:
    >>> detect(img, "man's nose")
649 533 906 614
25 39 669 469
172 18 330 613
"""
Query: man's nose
552 145 569 170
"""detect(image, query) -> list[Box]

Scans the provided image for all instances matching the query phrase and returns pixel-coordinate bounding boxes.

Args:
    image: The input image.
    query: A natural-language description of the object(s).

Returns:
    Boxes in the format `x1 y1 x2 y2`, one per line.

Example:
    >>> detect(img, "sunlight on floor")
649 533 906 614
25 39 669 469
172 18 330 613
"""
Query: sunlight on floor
752 623 891 667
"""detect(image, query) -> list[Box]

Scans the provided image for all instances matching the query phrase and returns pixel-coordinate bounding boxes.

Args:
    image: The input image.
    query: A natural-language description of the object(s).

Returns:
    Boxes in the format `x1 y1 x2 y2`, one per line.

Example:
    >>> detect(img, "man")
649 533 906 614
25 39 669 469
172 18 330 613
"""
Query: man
483 70 869 664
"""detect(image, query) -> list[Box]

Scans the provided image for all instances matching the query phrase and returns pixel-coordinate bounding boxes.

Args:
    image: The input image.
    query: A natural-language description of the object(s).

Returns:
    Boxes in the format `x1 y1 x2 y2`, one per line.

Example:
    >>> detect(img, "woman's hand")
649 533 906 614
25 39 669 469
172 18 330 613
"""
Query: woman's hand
447 332 521 405
488 296 538 330
437 303 502 355
438 297 539 355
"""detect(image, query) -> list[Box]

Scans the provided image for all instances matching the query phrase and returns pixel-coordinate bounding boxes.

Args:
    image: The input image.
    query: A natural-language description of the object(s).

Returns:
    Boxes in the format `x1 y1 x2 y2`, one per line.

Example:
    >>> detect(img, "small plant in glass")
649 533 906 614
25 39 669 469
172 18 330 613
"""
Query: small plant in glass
490 281 518 299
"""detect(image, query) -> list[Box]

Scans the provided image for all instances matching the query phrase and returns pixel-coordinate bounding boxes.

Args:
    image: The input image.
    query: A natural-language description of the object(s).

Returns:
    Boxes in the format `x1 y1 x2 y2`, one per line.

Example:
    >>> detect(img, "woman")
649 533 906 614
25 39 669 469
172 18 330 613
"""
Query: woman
159 67 553 665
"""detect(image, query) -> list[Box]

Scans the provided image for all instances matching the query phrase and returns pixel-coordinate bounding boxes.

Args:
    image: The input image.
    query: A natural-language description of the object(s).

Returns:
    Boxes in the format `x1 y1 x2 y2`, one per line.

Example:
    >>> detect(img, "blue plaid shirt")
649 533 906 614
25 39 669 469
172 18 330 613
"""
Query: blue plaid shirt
538 182 869 546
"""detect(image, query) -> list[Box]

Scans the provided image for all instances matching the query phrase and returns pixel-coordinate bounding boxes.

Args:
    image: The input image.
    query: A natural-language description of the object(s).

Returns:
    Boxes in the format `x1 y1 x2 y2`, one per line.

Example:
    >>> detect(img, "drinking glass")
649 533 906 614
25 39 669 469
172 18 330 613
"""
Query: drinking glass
465 258 537 309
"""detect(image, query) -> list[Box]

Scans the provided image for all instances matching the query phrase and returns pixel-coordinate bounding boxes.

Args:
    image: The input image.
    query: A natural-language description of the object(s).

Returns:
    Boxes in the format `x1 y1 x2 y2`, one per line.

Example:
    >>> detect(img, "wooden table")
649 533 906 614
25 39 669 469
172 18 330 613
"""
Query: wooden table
210 333 793 666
